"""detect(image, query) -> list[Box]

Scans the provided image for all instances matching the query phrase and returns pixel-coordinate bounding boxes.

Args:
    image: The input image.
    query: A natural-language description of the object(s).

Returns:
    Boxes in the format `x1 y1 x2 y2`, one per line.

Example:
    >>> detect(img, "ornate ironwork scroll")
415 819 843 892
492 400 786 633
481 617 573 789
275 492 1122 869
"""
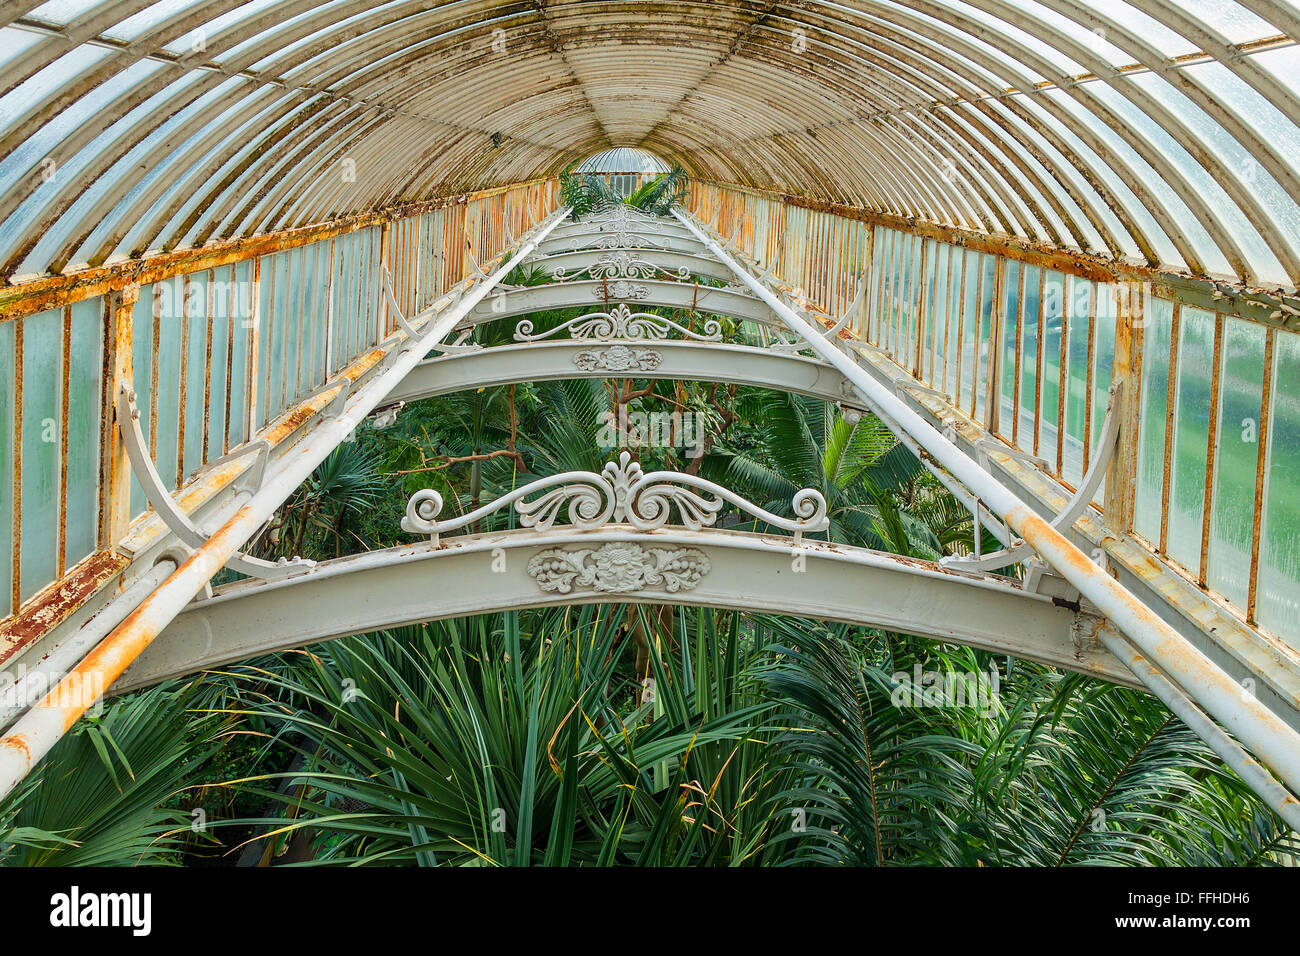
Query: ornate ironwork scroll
402 451 829 544
514 302 722 343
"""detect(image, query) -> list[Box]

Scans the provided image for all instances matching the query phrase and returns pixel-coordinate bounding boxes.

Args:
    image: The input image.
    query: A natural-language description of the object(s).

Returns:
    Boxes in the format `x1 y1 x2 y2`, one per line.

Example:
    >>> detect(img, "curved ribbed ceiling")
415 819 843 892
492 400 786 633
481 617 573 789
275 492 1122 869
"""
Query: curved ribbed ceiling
1 1 1298 289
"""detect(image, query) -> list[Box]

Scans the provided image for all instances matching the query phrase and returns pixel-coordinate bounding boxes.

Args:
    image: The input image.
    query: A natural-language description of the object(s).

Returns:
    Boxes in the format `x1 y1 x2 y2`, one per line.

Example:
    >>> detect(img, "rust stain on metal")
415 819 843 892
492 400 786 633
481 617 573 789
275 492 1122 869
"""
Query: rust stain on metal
0 735 30 763
0 550 129 667
0 179 555 323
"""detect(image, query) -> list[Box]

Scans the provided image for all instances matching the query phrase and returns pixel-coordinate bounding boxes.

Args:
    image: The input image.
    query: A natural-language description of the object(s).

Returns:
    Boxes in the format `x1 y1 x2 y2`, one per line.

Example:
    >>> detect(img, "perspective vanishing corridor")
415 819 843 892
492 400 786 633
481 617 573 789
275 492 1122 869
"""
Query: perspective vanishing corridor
0 1 1298 872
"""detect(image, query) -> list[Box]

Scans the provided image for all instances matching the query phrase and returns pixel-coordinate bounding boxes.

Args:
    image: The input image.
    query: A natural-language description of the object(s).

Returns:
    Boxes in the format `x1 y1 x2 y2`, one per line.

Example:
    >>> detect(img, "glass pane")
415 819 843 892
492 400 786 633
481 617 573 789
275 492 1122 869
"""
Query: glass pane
129 286 155 519
182 271 208 481
1135 297 1174 543
1257 331 1300 649
1017 265 1041 454
0 320 14 616
1208 317 1266 611
1167 308 1215 572
998 259 1020 440
974 254 996 423
64 298 102 568
156 276 183 491
1039 271 1065 469
1062 279 1090 485
20 308 61 602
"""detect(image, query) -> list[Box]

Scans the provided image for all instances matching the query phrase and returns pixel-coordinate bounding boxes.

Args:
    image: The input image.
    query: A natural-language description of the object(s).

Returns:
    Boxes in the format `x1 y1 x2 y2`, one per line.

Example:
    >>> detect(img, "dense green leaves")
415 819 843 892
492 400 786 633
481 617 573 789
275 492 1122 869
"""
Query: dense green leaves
0 683 225 866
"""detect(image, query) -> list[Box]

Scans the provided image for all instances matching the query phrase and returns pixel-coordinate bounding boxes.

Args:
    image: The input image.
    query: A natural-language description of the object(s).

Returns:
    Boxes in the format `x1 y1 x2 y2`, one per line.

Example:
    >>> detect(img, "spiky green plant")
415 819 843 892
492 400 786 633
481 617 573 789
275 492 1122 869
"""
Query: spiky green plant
626 163 689 215
215 607 798 865
0 683 225 866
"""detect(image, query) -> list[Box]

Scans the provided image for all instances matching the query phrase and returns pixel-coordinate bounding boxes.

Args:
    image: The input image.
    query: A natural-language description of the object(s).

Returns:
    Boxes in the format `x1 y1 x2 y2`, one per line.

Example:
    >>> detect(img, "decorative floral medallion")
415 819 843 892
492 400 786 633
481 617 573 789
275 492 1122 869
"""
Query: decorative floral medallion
573 344 663 372
593 280 650 300
528 543 710 594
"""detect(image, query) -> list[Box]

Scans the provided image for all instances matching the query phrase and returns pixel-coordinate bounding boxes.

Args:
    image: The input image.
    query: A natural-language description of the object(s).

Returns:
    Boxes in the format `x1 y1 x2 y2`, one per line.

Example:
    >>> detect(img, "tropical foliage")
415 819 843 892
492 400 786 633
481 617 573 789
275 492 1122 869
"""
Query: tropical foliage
559 161 689 219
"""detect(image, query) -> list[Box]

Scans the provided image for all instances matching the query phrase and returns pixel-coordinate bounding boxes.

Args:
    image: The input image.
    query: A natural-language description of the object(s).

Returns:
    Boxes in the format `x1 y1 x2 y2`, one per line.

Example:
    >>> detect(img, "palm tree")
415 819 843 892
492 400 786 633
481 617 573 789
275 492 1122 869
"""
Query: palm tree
559 161 688 219
712 390 928 550
215 607 796 866
0 682 227 866
756 617 1299 866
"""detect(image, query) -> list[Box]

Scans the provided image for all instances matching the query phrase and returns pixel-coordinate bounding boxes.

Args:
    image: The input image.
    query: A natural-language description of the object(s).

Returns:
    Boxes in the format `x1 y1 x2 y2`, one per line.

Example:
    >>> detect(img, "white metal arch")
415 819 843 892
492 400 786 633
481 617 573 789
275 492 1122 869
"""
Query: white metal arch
462 280 779 329
388 341 853 407
112 526 1136 694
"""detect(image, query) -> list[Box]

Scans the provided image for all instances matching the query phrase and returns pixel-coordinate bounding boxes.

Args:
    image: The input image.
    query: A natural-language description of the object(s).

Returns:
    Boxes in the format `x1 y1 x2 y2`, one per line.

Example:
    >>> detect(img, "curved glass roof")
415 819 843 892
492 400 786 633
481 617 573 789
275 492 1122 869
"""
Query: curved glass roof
1 0 1297 289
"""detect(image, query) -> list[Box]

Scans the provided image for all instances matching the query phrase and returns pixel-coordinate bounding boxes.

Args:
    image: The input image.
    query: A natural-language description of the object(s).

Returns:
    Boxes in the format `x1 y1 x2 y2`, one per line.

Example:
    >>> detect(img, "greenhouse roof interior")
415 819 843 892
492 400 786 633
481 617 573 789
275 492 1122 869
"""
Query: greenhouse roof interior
2 0 1300 875
2 0 1298 288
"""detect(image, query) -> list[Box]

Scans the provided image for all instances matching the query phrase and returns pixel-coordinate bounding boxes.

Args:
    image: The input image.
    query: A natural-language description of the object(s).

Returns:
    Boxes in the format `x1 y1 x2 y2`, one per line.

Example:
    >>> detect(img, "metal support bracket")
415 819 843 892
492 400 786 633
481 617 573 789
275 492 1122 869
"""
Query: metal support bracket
194 438 272 497
973 437 1051 472
464 241 493 280
770 278 866 356
382 264 423 343
941 380 1123 574
115 385 315 580
298 376 352 422
426 328 482 355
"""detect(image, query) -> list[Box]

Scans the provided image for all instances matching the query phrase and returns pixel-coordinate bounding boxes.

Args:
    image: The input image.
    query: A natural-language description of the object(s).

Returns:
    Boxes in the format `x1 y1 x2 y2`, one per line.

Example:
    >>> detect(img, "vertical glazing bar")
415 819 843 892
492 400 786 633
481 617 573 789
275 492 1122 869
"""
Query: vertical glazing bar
223 267 235 455
1105 281 1142 532
914 239 929 378
1033 269 1045 456
10 315 21 613
954 251 967 405
378 221 391 337
56 306 70 576
1082 282 1097 467
176 276 191 489
149 286 161 463
1011 263 1025 447
972 257 986 420
246 257 261 440
102 286 137 549
201 270 214 465
1247 327 1275 624
1056 276 1069 475
985 256 1004 433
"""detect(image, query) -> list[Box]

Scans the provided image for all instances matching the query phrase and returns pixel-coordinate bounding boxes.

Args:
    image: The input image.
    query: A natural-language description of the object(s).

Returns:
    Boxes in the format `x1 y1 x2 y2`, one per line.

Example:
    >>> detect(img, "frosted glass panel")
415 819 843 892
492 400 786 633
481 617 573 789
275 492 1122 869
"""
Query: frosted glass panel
1039 271 1065 470
1017 266 1040 454
998 259 1020 440
182 272 208 482
974 255 995 423
1208 318 1265 611
64 298 102 570
1167 308 1215 573
1258 332 1300 648
0 321 13 617
1135 298 1173 544
129 287 155 518
20 309 61 602
959 251 979 413
1062 279 1090 485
